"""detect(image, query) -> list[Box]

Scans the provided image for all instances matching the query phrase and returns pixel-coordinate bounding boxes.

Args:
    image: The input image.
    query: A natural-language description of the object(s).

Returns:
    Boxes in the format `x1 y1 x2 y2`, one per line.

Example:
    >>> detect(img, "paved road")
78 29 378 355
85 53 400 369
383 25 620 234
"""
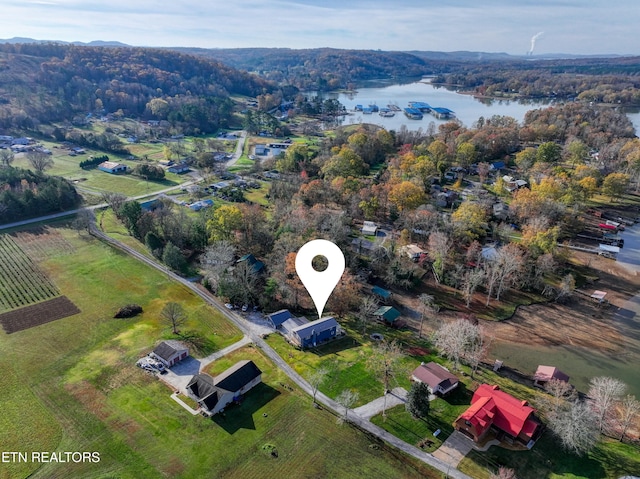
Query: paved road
224 130 247 168
85 225 473 479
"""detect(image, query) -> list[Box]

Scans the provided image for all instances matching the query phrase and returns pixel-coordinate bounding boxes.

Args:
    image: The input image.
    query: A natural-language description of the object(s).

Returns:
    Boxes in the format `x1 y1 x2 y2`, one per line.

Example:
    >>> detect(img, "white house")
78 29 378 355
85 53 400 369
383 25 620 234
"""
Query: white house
402 244 425 262
361 221 378 235
186 360 262 415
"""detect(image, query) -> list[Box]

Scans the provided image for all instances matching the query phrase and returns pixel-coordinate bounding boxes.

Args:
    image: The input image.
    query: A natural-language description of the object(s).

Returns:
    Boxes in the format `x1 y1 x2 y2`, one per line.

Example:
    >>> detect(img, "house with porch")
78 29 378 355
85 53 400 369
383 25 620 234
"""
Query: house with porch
186 360 262 416
411 362 459 396
454 384 543 448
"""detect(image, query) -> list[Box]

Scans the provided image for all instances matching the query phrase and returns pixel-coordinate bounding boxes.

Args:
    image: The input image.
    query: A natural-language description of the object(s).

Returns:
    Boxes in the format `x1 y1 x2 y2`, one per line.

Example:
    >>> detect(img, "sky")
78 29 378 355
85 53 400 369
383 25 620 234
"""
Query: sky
2 0 639 56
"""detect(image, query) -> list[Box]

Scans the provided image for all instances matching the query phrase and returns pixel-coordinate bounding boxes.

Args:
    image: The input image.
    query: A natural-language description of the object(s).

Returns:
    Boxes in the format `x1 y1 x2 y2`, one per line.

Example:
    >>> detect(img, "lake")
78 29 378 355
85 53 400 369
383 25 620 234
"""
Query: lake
491 223 640 397
321 79 554 130
320 79 640 136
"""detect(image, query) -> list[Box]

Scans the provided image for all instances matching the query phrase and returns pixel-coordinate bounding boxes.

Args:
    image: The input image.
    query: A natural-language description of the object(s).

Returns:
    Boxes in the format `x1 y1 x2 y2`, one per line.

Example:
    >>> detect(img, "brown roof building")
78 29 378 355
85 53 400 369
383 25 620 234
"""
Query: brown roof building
411 362 459 396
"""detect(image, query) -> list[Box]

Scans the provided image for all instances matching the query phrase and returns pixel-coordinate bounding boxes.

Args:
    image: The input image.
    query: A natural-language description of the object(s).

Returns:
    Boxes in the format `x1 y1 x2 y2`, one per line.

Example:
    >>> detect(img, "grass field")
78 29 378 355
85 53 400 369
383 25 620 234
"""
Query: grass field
0 226 443 479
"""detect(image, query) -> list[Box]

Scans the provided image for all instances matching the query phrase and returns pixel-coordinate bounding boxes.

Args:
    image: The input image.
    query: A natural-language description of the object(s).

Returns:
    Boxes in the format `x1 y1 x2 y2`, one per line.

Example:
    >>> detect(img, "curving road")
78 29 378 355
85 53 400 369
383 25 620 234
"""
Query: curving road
87 224 472 479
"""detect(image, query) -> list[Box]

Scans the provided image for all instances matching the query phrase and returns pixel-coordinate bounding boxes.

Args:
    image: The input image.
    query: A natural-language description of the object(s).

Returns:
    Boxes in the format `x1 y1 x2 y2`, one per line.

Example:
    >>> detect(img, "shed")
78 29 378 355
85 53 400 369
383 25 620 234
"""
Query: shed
533 365 570 386
373 306 401 324
167 163 190 174
237 254 265 274
371 286 392 302
151 340 189 368
254 144 268 156
290 317 339 349
362 221 378 235
411 362 459 396
98 161 128 174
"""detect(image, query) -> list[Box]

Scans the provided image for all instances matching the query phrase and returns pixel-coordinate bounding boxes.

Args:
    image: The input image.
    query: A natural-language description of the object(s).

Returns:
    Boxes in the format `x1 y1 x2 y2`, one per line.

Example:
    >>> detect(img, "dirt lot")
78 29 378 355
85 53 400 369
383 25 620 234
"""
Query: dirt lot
393 251 640 356
0 296 81 334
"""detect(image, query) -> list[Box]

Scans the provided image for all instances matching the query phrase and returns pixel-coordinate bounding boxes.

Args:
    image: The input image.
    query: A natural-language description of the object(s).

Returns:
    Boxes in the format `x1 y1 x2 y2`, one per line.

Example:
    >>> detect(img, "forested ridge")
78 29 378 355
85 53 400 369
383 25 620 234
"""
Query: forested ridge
0 43 275 132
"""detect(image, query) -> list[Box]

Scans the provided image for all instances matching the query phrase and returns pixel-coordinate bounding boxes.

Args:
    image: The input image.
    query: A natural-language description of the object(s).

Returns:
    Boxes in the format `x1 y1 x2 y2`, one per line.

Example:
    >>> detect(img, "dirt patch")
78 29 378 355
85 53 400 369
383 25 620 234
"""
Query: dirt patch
0 296 81 334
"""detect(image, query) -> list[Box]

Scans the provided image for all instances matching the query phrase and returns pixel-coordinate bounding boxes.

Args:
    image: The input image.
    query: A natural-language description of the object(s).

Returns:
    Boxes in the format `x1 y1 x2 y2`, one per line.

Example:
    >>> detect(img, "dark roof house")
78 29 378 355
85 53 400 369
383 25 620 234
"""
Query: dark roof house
373 306 401 324
237 254 265 274
411 362 459 395
290 317 339 349
186 360 262 416
267 309 293 329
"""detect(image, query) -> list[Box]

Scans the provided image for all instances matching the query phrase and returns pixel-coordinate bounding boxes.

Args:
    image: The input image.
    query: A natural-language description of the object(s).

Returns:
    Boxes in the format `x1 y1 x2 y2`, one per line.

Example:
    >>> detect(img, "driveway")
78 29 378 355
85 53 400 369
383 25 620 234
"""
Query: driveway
432 430 475 468
353 387 407 419
160 335 252 394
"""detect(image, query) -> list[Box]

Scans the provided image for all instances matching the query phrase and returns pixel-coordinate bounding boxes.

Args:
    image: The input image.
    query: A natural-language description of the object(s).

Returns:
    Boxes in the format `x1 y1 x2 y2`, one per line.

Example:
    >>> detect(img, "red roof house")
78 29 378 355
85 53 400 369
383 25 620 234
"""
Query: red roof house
454 384 542 447
533 365 570 387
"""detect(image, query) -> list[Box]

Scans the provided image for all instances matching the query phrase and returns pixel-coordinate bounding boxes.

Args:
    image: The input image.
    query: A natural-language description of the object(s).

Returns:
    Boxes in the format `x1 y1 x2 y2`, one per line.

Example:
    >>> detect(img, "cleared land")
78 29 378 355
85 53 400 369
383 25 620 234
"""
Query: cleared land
0 295 80 334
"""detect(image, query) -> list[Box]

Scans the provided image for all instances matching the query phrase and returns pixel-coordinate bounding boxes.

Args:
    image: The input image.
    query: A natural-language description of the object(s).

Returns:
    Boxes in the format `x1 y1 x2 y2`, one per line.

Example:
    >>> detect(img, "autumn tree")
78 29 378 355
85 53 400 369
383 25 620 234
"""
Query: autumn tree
588 376 627 433
451 201 489 241
388 181 426 212
321 146 368 178
601 172 630 201
536 141 562 164
161 302 186 334
489 468 517 479
207 204 243 241
405 381 431 419
26 150 54 173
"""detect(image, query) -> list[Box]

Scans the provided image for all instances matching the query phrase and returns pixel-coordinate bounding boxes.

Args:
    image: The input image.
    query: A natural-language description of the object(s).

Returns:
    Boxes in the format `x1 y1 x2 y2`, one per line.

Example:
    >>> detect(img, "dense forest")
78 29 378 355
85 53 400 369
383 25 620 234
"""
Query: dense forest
0 43 275 133
0 167 81 224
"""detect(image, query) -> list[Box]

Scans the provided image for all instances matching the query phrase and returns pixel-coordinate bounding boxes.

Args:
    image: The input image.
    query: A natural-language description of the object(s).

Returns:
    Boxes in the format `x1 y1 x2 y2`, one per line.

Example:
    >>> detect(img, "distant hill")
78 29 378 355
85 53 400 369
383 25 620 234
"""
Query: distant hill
0 43 274 133
0 37 130 47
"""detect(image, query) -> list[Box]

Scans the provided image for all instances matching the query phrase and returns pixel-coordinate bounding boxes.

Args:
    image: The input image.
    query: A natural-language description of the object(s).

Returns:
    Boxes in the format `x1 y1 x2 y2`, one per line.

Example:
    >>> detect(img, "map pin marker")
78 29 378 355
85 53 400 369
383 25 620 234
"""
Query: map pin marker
295 239 345 319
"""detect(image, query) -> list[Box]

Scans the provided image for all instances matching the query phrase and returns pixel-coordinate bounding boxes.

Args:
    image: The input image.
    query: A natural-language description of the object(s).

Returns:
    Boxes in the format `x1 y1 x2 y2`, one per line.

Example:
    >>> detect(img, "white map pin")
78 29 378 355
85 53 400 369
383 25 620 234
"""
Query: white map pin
295 239 345 319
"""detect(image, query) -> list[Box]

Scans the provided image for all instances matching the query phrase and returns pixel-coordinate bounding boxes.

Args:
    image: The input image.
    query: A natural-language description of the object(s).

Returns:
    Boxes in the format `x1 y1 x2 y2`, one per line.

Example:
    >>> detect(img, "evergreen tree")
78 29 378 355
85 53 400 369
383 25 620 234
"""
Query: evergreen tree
405 381 431 419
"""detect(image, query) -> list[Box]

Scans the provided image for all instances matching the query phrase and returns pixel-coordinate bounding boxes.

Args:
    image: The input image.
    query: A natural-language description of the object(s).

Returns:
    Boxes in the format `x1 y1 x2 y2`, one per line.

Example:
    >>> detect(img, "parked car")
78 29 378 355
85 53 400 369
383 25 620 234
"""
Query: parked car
241 304 248 312
224 303 234 310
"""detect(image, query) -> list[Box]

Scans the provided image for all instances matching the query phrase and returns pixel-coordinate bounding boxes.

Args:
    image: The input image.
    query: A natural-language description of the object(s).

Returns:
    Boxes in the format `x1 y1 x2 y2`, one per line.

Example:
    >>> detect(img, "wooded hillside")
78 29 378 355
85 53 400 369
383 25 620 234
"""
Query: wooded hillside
0 44 274 133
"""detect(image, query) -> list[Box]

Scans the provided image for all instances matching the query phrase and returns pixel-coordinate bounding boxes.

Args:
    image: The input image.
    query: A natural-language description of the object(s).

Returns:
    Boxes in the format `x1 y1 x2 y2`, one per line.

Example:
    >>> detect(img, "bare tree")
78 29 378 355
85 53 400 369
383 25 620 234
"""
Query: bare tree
433 318 480 371
161 302 186 335
308 367 329 406
464 325 491 378
26 150 54 173
73 208 96 235
552 399 599 455
588 376 627 433
616 394 640 442
101 192 127 215
357 295 379 335
417 294 439 338
335 389 359 424
0 149 15 167
489 467 517 479
368 340 404 417
556 273 575 303
543 378 576 421
428 230 451 284
200 240 236 292
461 268 485 307
484 243 525 305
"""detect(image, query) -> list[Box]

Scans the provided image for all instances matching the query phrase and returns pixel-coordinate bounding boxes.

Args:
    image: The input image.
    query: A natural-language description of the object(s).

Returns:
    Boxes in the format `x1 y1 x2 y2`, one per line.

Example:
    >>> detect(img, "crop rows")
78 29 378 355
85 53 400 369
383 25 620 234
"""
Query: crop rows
0 234 60 313
13 228 75 262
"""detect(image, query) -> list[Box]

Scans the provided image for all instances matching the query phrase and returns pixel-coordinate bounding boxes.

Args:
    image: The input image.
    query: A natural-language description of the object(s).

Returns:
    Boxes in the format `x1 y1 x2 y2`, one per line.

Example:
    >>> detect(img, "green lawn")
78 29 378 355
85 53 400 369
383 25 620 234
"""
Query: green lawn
371 386 472 453
459 433 640 479
0 226 443 478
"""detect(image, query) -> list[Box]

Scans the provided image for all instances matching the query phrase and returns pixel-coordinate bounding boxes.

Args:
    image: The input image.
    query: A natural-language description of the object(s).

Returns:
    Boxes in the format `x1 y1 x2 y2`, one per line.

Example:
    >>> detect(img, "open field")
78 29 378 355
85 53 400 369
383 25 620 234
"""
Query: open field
0 225 442 478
